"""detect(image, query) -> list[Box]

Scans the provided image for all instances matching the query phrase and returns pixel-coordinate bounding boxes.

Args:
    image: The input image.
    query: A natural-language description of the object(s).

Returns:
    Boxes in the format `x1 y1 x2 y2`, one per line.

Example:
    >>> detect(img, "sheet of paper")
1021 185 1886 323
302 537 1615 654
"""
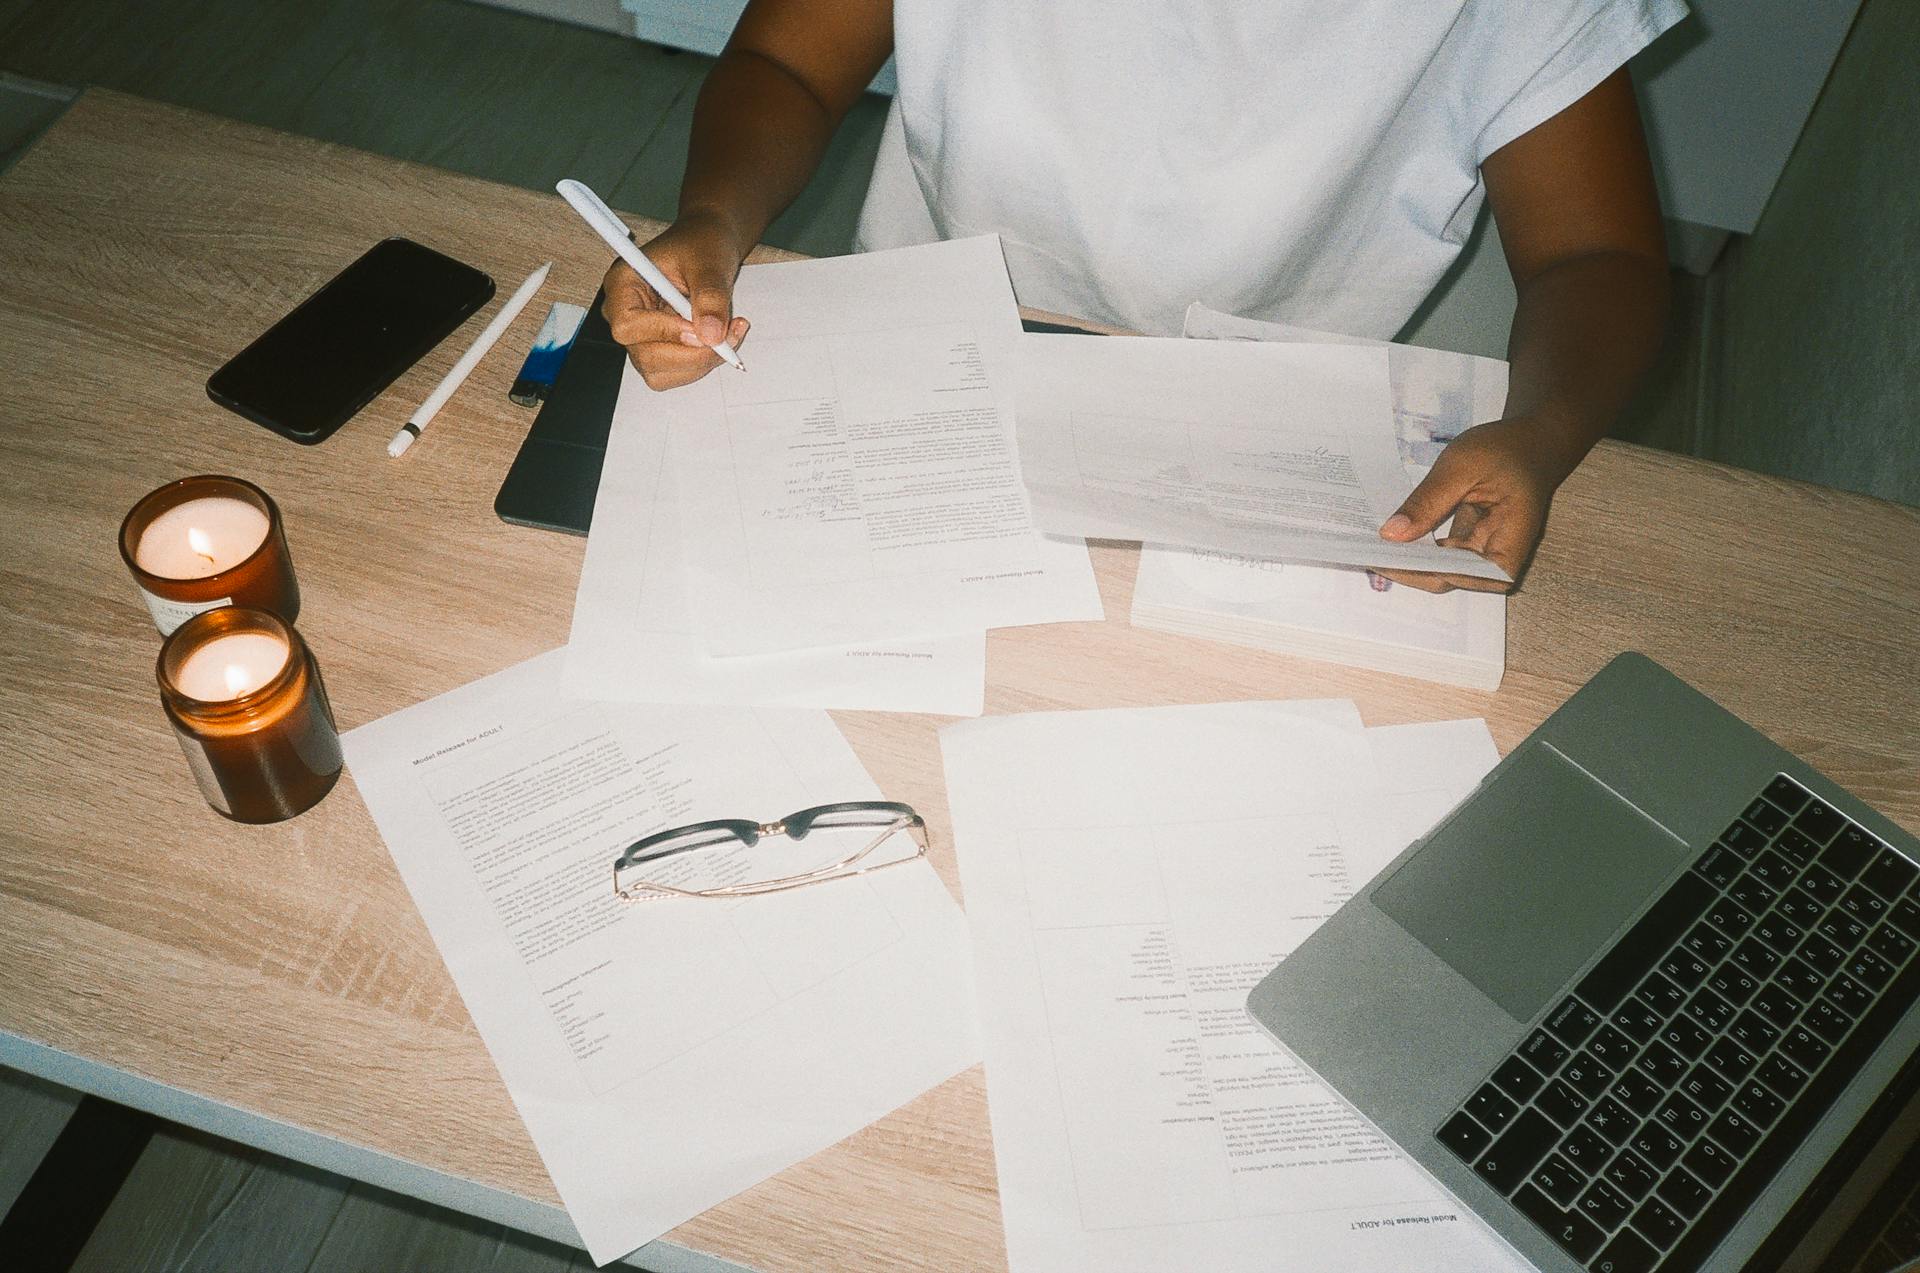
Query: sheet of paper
940 703 1527 1272
1014 334 1509 581
657 235 1102 656
1181 301 1510 473
565 360 987 715
344 650 978 1265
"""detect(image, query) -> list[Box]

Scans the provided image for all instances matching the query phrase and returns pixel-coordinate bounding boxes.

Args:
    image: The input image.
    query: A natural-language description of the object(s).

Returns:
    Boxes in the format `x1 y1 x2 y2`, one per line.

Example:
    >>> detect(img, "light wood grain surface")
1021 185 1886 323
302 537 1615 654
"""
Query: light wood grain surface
2 90 1917 1273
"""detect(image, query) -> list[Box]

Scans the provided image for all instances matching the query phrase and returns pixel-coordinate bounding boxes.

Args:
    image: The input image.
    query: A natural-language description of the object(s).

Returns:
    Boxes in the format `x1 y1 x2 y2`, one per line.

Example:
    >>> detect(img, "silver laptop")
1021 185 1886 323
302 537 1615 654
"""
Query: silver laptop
1247 652 1920 1273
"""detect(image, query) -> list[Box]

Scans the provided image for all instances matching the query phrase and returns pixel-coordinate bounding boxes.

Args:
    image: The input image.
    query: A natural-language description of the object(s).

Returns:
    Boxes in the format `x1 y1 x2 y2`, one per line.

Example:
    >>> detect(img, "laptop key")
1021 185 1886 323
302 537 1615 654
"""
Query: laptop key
1818 911 1869 951
1611 1068 1663 1117
1732 1080 1785 1127
1761 776 1810 814
1867 921 1914 966
1578 1176 1633 1230
1632 1119 1686 1169
1799 933 1847 975
1532 1153 1587 1206
1756 1053 1809 1099
1576 872 1716 1013
1562 1052 1615 1100
1774 887 1823 927
1438 1111 1492 1161
1706 896 1755 939
1820 824 1875 877
1806 996 1854 1044
1861 847 1918 903
1592 1227 1660 1273
1708 1108 1760 1156
1753 913 1806 955
1682 1136 1737 1188
1695 845 1742 889
1638 1040 1689 1085
1492 1055 1545 1102
1548 996 1604 1048
1774 956 1824 999
1794 799 1845 845
1840 885 1889 925
1636 970 1686 1015
1749 983 1803 1028
1799 863 1846 905
1741 799 1789 837
1658 948 1711 991
1686 987 1734 1033
1654 1092 1709 1144
1559 1124 1613 1173
1476 1108 1559 1193
1584 1097 1637 1146
1845 947 1895 990
1704 1036 1757 1082
1513 1183 1604 1261
1774 827 1820 869
1824 972 1874 1017
1520 1028 1571 1075
1656 1165 1712 1218
1604 1147 1660 1201
1779 1024 1831 1072
1684 922 1733 963
1631 1195 1686 1249
1610 999 1662 1045
1728 872 1778 915
1729 938 1780 979
1707 963 1759 1005
1718 821 1769 859
1680 1063 1733 1112
1468 1084 1519 1133
1537 1078 1591 1129
1728 1009 1780 1054
1747 850 1796 891
1586 1024 1637 1067
1892 897 1920 941
1659 1015 1712 1061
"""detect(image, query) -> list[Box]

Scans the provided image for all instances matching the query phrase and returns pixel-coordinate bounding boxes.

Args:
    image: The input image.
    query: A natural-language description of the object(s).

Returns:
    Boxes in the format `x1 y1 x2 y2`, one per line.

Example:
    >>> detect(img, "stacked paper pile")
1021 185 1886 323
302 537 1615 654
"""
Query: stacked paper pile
1131 548 1505 689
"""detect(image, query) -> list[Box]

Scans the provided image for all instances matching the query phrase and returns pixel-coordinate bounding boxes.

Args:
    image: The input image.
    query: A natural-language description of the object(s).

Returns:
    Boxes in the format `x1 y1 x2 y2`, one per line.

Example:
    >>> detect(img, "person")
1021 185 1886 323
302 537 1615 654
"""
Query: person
602 0 1687 593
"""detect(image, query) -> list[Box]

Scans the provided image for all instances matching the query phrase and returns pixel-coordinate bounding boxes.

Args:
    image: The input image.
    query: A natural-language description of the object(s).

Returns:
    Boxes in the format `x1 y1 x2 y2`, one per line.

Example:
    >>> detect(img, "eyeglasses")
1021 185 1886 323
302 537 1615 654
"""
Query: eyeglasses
612 801 928 901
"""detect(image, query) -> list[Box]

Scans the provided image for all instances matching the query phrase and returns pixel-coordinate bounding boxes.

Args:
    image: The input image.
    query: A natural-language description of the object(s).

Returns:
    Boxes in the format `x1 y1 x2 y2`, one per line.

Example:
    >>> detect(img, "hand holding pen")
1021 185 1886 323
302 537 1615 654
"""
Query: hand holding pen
556 179 749 388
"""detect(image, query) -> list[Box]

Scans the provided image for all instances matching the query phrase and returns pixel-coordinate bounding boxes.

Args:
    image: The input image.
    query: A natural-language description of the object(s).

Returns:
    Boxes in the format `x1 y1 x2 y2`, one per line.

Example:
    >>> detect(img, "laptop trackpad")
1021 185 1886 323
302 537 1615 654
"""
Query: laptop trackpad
1372 744 1690 1022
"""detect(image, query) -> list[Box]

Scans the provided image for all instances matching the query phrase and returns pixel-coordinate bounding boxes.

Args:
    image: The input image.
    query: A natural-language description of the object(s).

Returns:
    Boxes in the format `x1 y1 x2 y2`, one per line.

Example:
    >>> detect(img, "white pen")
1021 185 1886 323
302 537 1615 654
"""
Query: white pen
555 178 746 372
388 261 551 458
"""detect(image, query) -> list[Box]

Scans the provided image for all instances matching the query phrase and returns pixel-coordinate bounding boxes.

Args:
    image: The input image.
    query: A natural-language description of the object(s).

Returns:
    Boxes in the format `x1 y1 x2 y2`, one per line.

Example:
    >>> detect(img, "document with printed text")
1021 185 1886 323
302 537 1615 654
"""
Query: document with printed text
1014 334 1509 581
566 361 988 715
344 650 978 1265
661 235 1103 657
940 702 1528 1271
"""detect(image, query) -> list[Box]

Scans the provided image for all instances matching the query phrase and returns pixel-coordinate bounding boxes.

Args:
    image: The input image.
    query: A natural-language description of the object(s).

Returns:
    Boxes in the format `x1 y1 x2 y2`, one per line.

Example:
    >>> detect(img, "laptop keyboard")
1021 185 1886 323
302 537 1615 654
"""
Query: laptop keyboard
1435 775 1920 1272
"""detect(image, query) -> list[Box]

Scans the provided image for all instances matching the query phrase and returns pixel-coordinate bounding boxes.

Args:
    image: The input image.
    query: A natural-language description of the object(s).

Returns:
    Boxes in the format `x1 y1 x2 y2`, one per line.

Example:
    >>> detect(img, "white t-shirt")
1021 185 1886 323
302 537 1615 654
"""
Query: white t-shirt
854 0 1687 337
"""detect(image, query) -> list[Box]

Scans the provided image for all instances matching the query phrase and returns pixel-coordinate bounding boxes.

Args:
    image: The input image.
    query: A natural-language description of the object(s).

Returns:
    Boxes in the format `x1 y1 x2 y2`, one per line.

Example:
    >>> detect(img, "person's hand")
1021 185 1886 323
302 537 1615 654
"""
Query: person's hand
602 212 751 390
1372 415 1577 594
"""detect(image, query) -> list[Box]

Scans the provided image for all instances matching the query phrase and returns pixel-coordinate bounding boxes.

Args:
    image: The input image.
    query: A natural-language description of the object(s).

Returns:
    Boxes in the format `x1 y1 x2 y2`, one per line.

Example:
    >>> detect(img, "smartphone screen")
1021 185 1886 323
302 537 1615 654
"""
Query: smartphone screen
207 237 495 444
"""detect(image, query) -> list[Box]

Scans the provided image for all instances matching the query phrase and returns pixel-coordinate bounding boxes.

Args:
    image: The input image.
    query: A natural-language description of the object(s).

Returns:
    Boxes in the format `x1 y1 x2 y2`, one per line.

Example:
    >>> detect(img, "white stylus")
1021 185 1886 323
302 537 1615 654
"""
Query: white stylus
555 177 745 372
387 261 550 458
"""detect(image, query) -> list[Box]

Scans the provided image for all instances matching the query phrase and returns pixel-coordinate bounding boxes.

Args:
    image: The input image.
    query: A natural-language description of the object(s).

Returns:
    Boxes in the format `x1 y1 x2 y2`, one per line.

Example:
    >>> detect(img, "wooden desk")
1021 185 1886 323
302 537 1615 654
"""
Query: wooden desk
2 90 1917 1272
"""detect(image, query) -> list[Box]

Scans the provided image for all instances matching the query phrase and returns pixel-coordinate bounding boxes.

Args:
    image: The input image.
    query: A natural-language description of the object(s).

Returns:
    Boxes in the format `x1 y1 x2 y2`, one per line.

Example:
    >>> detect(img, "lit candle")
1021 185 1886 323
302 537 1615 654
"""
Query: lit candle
173 631 290 701
133 496 270 579
157 608 341 823
120 476 301 634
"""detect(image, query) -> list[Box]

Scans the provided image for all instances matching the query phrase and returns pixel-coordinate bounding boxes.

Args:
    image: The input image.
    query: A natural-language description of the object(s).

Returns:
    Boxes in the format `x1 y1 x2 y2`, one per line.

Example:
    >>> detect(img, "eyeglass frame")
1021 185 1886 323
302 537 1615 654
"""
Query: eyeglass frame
612 801 928 901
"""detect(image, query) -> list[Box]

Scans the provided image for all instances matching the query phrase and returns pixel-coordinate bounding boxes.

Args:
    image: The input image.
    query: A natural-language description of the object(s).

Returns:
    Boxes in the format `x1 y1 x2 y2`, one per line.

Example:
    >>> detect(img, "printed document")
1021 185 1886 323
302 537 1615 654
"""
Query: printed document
1014 334 1509 581
940 702 1527 1271
659 235 1103 656
343 650 977 1265
566 360 988 715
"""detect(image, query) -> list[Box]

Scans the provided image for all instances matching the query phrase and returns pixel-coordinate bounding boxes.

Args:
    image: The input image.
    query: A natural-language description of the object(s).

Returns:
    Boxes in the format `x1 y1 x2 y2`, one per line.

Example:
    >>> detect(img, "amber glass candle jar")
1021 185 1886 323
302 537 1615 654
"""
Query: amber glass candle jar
120 475 301 634
157 607 342 823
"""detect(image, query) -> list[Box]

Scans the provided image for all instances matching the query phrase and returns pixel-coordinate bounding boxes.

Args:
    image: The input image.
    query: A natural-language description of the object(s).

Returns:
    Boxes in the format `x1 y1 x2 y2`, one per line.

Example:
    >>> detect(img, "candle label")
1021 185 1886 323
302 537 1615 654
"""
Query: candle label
171 726 233 815
140 587 231 635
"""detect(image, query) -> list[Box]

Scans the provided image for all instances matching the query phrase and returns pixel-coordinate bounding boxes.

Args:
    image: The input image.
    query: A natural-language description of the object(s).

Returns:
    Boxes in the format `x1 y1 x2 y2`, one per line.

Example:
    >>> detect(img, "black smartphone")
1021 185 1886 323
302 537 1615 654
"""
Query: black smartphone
207 237 495 444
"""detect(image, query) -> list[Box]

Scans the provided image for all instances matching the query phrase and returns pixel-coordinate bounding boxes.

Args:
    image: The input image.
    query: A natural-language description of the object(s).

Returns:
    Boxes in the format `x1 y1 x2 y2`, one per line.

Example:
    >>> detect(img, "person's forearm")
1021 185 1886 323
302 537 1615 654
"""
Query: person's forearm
1502 249 1670 482
677 50 847 256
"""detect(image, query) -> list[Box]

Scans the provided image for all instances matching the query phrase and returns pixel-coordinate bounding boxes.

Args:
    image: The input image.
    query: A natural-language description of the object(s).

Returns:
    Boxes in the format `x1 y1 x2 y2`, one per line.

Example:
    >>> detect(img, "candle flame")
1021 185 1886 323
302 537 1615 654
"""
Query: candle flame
224 662 253 697
186 525 217 564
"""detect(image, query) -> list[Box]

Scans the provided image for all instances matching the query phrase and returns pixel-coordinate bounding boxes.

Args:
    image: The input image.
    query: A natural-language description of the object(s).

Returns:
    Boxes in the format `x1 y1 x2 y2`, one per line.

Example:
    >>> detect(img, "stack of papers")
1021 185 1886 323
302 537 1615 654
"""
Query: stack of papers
564 235 1103 716
1126 303 1510 691
1130 549 1506 690
940 700 1530 1273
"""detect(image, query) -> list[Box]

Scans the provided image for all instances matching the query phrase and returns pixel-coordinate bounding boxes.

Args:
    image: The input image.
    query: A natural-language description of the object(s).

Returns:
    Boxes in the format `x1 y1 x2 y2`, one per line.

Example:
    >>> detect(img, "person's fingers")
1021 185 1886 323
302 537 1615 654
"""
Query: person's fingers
1381 453 1474 541
630 341 724 390
607 303 696 351
1366 567 1457 594
682 257 736 348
